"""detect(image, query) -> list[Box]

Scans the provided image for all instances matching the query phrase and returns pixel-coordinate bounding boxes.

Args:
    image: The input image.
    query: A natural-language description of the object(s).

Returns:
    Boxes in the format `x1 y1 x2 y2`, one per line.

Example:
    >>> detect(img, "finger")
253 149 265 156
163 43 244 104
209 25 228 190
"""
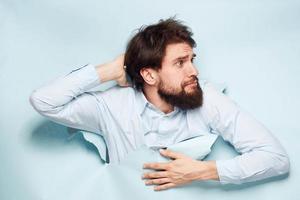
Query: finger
159 149 185 160
142 171 169 179
145 178 171 185
154 183 176 191
143 162 169 170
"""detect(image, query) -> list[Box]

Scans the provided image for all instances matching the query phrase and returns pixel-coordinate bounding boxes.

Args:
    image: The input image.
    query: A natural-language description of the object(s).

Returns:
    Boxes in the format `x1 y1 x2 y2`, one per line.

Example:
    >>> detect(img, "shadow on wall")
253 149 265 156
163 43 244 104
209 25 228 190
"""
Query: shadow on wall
28 120 103 163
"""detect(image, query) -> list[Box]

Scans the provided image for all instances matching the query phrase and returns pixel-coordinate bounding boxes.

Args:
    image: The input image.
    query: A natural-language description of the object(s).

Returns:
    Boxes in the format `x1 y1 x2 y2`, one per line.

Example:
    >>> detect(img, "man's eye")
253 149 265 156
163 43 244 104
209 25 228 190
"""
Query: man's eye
176 60 184 67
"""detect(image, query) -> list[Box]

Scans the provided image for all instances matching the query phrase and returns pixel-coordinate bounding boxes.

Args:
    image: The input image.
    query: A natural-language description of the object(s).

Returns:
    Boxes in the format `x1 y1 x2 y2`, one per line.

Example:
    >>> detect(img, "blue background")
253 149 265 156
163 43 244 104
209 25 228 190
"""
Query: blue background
1 0 299 199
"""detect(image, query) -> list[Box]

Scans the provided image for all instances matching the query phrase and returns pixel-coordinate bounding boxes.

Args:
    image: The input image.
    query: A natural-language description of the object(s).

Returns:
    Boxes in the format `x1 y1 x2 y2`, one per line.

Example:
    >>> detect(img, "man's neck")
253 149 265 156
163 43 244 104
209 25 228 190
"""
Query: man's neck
142 86 174 114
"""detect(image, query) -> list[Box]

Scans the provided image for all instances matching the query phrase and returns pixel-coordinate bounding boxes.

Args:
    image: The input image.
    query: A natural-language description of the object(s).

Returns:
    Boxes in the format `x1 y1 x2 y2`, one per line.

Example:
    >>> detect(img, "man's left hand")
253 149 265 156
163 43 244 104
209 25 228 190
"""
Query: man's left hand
142 149 219 191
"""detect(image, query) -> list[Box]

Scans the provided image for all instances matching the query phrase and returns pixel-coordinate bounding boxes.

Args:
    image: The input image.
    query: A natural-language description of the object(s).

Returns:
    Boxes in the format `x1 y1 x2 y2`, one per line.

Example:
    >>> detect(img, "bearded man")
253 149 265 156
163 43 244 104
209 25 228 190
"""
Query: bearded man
30 18 290 191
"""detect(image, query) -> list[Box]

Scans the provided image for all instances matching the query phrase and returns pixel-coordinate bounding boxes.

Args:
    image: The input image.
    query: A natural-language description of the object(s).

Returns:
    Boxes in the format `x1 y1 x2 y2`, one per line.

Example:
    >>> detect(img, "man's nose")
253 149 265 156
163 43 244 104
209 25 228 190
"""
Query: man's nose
187 63 199 77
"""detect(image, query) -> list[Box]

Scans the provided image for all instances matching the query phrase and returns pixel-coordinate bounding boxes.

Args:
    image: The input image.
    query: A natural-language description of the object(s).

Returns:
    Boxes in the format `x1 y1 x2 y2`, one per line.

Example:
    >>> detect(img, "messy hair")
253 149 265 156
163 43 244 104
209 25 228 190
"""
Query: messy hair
124 17 196 90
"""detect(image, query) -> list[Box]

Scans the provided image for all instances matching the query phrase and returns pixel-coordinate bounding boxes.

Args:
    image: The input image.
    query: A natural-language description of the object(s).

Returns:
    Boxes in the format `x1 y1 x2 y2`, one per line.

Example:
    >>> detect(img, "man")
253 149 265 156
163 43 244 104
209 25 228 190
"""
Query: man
30 18 290 191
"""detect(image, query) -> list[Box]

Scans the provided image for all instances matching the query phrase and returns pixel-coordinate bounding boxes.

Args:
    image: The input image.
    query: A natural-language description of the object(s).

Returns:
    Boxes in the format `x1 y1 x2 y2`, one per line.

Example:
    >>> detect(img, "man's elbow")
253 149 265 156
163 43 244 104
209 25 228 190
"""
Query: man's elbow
274 152 290 175
29 90 50 114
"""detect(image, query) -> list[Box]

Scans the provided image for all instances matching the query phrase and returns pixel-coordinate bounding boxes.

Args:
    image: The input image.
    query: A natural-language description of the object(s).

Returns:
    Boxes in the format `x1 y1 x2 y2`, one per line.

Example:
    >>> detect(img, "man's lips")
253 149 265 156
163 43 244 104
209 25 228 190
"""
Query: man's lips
184 80 198 87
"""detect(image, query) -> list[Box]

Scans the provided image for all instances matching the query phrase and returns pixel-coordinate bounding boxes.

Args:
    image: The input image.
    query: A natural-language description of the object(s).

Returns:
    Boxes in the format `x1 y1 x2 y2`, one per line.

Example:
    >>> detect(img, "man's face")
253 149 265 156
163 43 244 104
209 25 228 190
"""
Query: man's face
156 42 203 110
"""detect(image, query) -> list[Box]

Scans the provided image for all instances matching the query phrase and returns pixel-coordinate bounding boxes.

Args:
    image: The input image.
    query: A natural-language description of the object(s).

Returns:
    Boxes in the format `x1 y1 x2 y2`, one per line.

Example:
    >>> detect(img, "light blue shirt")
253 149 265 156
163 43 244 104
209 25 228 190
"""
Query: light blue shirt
29 64 290 184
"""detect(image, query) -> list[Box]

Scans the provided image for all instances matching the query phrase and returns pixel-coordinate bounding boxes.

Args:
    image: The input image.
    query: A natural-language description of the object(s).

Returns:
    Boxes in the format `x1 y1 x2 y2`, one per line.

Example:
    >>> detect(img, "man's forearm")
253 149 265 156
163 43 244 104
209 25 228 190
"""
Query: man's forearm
30 64 101 113
95 62 121 83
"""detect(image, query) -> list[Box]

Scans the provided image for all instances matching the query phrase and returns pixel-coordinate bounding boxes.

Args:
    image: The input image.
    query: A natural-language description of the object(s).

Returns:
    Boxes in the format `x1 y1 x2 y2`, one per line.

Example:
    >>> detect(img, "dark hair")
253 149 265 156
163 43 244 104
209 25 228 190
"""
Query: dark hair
124 17 196 90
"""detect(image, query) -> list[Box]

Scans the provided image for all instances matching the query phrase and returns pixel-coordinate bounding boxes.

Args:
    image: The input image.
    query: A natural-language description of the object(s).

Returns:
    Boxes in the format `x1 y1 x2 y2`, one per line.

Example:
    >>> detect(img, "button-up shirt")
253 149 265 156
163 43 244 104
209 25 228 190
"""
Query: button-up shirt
29 64 290 184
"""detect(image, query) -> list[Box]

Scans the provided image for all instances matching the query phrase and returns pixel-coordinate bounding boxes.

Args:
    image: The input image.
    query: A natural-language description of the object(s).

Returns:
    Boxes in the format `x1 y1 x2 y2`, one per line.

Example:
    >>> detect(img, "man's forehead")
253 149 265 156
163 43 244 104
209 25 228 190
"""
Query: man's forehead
164 43 194 60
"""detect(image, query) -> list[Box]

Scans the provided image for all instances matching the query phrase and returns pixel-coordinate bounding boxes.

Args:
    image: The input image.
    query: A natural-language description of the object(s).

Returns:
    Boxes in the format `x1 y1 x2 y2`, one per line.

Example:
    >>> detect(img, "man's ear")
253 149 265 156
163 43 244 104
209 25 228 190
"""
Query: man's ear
140 67 158 86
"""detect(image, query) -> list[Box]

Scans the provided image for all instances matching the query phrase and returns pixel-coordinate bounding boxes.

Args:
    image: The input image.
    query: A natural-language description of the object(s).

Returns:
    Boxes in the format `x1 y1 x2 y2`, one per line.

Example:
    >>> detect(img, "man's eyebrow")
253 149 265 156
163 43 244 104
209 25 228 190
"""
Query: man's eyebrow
172 53 196 63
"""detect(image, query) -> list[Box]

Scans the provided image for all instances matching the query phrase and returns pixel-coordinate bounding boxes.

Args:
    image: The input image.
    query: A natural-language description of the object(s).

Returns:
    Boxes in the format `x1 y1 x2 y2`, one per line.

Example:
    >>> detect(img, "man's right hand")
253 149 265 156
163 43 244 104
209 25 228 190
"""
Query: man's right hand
95 54 131 87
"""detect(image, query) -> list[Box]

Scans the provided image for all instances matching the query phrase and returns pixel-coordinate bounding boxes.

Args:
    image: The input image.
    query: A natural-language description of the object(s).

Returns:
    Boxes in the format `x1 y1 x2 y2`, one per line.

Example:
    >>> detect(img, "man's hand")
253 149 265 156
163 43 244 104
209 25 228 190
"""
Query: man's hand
95 54 131 87
142 149 219 191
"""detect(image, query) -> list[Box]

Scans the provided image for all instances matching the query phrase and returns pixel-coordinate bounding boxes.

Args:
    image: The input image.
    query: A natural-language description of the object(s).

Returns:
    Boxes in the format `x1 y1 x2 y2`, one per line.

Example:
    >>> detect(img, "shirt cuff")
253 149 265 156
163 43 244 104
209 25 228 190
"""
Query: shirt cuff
216 159 242 185
66 63 102 92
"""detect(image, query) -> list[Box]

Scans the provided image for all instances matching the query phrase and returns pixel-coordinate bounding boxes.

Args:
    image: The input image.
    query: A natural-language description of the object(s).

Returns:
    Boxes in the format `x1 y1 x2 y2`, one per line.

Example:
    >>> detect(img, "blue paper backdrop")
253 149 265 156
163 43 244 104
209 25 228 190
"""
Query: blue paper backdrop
1 0 299 199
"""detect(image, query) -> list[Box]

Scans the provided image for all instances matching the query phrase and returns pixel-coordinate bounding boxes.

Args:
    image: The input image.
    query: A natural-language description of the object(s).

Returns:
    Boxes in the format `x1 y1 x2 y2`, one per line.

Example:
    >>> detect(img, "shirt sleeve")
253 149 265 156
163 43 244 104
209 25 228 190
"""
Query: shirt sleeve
29 64 107 135
201 81 290 184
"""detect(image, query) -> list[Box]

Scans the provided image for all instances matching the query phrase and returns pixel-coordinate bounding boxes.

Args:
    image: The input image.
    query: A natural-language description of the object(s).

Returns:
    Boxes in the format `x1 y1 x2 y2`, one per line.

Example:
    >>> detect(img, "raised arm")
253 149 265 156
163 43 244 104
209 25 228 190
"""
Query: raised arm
29 55 129 134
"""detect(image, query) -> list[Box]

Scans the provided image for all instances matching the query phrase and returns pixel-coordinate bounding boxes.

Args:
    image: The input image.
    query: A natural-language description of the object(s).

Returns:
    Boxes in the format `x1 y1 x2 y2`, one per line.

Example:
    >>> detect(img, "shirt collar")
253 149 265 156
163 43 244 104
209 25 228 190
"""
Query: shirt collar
135 89 148 116
134 89 181 117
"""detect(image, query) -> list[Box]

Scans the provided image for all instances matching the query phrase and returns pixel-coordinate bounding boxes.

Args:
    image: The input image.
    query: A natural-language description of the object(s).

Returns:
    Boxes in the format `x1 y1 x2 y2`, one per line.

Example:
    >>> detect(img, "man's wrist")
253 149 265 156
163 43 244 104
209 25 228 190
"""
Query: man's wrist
193 160 220 181
95 62 121 83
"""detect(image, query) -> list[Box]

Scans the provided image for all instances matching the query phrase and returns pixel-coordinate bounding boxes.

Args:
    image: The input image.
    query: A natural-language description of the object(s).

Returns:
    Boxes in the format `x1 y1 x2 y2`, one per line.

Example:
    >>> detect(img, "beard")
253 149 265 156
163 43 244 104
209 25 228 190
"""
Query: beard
157 76 203 110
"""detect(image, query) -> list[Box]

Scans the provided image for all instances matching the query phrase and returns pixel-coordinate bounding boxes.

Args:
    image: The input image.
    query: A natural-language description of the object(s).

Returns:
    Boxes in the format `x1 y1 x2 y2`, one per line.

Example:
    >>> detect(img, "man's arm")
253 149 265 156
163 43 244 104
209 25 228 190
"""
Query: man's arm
29 55 128 134
202 82 290 184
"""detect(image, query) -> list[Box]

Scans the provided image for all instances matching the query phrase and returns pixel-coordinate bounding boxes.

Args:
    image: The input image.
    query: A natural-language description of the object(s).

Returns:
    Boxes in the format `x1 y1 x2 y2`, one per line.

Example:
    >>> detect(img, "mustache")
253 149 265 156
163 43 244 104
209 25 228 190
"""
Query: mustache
183 76 199 87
